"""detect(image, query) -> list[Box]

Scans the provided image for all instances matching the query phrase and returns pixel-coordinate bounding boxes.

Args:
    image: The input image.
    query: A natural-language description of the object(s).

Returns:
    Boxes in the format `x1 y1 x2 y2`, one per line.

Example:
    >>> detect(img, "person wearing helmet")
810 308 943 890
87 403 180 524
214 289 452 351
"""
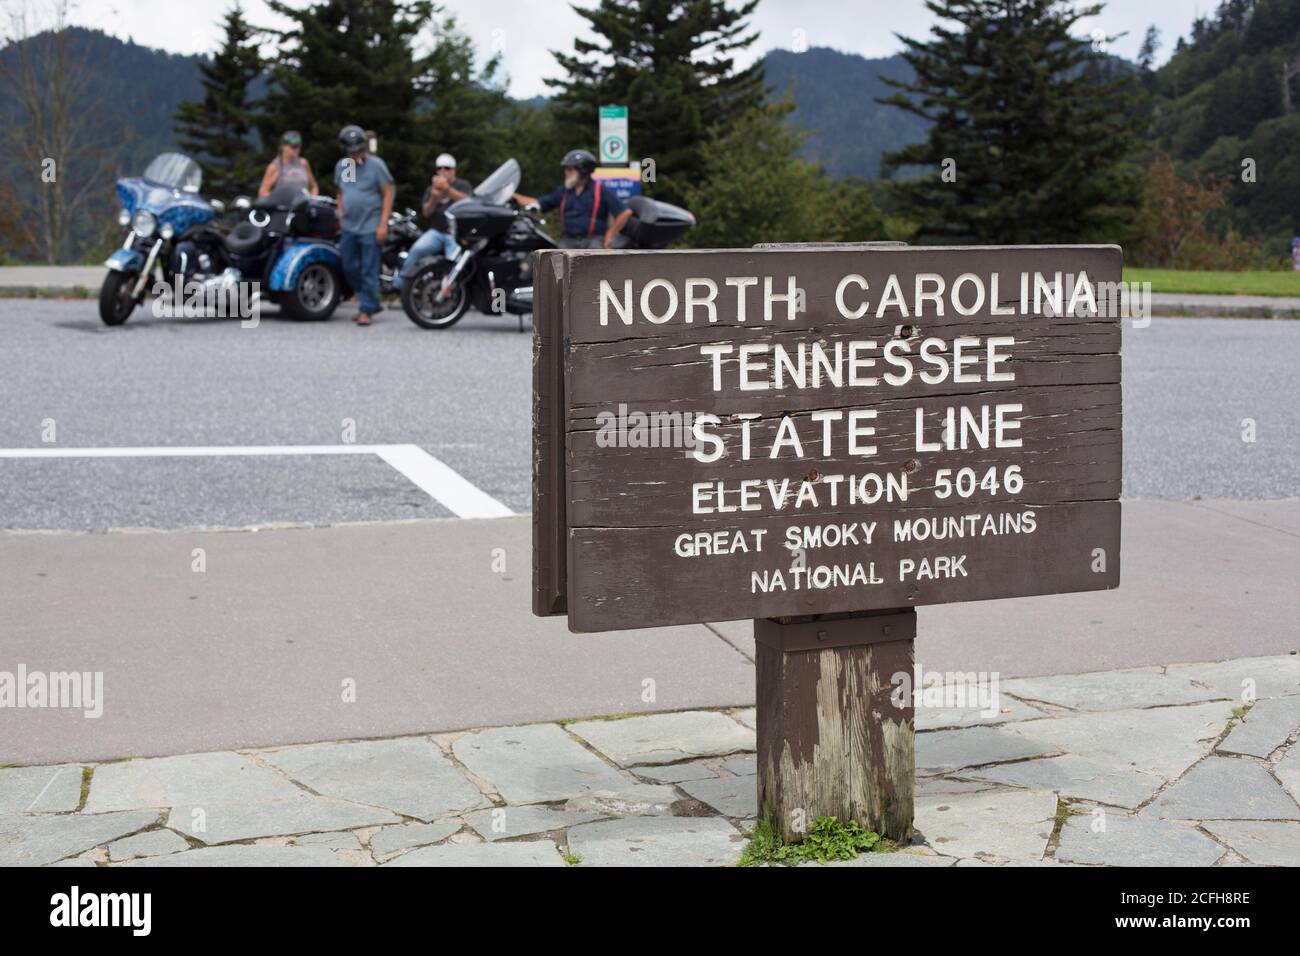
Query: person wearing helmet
333 124 394 326
514 148 632 249
393 151 470 293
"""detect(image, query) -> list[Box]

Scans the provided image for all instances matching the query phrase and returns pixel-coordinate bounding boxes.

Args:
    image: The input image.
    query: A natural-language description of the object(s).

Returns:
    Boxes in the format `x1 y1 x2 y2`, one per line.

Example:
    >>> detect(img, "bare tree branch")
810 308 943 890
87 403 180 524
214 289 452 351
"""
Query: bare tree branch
0 0 122 262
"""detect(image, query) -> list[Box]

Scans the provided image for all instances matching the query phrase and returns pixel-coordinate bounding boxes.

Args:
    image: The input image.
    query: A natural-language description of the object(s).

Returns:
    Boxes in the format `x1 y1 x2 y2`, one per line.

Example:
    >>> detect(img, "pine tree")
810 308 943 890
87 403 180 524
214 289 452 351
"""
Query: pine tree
418 15 509 186
174 4 263 197
1138 25 1161 73
879 0 1145 244
547 0 765 206
257 1 504 209
684 101 885 247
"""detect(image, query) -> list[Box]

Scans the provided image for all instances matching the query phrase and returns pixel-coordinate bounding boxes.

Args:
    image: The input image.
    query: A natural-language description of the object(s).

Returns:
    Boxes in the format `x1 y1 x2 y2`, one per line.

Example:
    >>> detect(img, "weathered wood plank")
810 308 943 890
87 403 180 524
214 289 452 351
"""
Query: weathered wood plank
562 244 1124 344
532 249 568 616
569 499 1119 630
566 383 1122 529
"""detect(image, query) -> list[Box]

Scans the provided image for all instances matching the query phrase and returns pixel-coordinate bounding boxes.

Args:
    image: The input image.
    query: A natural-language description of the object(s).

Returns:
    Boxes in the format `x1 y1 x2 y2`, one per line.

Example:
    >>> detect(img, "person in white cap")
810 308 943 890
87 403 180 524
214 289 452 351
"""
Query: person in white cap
393 152 470 292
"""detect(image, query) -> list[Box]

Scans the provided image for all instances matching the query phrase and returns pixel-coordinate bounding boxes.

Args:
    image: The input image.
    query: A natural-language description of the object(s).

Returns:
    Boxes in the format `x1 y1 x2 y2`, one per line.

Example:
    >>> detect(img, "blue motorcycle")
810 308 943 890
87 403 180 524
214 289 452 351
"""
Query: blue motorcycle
101 152 349 325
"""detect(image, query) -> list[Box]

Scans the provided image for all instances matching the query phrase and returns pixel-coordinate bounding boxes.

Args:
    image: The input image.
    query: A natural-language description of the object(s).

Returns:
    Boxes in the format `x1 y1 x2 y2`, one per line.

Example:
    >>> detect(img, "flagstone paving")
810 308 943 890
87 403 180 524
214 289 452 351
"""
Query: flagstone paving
915 692 1046 730
368 820 464 858
961 754 1166 809
260 738 490 820
105 828 191 862
1055 814 1226 867
566 816 743 866
1143 756 1300 821
916 725 1058 775
464 805 606 841
1202 821 1300 867
1277 748 1300 804
382 839 567 867
567 711 755 765
2 655 1298 867
1002 669 1223 711
914 788 1059 861
1217 696 1300 758
0 765 84 813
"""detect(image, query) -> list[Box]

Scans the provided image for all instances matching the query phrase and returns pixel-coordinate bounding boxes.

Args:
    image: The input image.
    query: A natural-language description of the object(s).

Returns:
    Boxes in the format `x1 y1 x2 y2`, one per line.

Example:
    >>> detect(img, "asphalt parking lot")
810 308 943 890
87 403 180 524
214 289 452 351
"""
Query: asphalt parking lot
0 302 1295 531
0 300 533 529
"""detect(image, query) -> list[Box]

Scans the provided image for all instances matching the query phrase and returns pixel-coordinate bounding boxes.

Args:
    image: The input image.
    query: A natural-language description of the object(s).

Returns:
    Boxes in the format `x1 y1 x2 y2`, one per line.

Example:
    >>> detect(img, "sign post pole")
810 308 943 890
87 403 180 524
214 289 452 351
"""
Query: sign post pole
755 608 915 843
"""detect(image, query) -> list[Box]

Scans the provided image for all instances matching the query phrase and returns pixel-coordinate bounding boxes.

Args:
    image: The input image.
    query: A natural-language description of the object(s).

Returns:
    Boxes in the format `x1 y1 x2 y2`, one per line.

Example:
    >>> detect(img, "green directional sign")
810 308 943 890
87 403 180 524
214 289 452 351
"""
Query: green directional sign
599 105 628 164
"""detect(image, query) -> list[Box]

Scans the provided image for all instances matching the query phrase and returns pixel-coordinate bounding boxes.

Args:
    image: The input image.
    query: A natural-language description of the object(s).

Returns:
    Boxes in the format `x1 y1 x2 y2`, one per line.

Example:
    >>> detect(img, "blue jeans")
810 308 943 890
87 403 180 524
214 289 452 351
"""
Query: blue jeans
340 231 381 315
393 228 459 291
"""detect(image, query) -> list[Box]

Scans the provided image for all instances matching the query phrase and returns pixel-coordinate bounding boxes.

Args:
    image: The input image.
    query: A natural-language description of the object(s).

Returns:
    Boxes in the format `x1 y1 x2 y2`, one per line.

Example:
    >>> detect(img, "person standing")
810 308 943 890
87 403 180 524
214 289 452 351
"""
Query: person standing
393 152 470 293
257 131 319 198
514 148 631 249
334 125 394 326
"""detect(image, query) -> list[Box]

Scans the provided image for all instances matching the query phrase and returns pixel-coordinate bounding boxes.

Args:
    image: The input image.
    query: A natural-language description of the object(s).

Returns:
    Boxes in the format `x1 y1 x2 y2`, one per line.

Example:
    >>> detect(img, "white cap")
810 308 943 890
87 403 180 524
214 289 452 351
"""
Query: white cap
435 153 456 168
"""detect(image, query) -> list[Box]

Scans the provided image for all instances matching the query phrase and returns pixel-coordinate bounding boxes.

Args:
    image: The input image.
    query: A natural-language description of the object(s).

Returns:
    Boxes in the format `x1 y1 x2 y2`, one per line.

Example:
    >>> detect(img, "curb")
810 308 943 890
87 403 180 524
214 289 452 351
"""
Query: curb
1149 303 1300 319
0 286 98 299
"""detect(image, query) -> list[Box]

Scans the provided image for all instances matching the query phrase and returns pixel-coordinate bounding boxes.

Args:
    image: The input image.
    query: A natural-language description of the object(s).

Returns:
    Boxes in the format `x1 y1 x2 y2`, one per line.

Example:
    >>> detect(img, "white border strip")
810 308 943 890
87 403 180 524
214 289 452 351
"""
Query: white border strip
0 444 513 519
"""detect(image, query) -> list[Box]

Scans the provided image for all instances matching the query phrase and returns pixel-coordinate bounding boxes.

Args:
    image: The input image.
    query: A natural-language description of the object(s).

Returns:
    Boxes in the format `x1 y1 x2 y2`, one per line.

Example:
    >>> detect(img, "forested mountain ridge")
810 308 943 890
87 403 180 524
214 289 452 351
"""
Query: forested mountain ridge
3 3 1299 262
1148 0 1300 252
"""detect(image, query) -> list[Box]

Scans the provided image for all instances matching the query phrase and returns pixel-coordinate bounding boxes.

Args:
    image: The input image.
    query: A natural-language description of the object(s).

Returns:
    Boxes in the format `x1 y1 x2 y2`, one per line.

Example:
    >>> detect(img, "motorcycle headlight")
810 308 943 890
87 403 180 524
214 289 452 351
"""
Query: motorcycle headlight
132 210 157 237
160 222 175 240
444 211 456 239
117 209 130 227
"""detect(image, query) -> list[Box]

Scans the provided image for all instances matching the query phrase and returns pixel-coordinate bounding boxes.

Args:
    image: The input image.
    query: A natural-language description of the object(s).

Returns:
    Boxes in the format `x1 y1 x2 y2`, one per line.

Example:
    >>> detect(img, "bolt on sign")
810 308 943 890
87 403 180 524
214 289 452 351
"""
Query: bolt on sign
533 245 1121 633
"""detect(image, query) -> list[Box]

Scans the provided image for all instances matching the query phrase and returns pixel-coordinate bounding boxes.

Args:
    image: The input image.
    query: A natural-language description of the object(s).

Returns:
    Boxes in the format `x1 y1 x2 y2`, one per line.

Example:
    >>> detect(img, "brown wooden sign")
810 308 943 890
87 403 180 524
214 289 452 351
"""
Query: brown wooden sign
534 244 1121 632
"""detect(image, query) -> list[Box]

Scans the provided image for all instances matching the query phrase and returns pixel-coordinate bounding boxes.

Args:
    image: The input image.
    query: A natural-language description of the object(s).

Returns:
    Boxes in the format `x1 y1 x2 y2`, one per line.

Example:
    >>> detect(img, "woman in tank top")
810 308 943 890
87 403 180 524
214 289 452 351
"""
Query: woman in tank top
257 130 319 198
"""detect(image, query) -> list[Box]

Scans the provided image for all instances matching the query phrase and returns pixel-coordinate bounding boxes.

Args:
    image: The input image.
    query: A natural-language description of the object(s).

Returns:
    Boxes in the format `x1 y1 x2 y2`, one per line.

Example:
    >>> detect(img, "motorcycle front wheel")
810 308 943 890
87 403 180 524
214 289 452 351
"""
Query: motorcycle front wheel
98 271 139 326
402 261 470 329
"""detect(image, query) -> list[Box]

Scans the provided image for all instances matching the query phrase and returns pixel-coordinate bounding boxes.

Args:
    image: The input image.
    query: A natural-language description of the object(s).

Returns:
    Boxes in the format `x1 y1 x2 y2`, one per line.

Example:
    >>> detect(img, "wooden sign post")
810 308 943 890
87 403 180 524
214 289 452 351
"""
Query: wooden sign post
533 244 1122 843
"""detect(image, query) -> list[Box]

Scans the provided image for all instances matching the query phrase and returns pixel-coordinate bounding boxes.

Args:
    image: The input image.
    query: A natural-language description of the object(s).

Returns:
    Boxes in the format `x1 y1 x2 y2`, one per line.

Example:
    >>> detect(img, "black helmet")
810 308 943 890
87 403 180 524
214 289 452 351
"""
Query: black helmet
560 148 597 176
338 125 367 156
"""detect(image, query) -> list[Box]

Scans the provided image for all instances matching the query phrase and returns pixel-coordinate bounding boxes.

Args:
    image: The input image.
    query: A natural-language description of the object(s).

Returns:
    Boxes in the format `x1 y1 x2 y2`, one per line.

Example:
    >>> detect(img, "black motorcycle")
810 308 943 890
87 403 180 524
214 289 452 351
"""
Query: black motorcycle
380 207 423 297
400 158 695 329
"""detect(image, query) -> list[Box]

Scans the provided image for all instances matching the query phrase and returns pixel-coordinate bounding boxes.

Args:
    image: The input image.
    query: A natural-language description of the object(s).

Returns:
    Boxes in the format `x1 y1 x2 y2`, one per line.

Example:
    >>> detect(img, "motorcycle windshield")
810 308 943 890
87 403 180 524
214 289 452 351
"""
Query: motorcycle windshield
142 153 203 193
472 159 521 205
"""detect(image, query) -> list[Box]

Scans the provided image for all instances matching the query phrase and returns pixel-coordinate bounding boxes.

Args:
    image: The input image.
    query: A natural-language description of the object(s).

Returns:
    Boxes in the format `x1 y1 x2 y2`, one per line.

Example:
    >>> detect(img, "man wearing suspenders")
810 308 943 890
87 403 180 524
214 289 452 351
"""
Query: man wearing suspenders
515 149 633 249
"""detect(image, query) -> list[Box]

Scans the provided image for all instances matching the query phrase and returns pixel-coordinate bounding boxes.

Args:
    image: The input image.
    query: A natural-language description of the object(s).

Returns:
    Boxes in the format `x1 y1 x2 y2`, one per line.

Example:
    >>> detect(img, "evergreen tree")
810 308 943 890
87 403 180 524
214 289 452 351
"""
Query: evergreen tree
174 4 263 197
547 0 765 206
879 0 1145 244
1138 25 1161 73
416 13 509 186
684 102 885 247
257 1 504 209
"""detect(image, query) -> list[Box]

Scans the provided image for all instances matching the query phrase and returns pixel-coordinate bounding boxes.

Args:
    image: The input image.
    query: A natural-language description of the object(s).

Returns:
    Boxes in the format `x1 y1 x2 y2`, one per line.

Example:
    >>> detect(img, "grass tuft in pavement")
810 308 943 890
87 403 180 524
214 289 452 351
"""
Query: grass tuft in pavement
738 815 890 866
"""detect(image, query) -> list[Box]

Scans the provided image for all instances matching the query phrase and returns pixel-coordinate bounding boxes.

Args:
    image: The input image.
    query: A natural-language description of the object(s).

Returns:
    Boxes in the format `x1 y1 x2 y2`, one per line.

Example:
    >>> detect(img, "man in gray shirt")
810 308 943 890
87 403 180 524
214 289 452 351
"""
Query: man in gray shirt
334 125 394 325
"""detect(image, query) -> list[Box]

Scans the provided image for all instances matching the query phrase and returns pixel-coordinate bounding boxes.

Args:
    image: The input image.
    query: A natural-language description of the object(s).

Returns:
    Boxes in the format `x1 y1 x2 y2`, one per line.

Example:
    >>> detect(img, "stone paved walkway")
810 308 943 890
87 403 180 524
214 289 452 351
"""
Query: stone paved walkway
2 654 1298 867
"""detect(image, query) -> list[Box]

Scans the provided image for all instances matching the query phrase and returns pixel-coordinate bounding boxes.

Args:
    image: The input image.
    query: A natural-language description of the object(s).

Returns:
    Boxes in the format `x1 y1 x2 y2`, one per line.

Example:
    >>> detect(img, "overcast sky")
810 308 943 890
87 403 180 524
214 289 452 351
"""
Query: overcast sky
60 0 1206 98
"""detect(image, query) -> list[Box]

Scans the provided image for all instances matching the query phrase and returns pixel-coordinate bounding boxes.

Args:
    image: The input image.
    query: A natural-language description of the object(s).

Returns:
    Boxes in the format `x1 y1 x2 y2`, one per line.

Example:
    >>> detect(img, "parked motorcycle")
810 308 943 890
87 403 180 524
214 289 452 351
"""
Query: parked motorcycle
399 158 695 329
100 152 350 326
380 207 423 297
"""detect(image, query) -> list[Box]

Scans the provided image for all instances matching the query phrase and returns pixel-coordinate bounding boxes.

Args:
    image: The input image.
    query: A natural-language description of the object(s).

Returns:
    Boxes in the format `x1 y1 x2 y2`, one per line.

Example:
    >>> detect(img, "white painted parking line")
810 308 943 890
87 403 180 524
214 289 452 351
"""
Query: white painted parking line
374 444 513 519
0 444 513 519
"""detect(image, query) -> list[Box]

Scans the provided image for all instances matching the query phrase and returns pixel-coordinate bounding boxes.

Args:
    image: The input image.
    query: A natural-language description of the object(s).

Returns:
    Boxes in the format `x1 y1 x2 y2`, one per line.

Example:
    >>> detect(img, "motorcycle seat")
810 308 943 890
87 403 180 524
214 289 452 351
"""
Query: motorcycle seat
223 221 265 256
255 183 307 211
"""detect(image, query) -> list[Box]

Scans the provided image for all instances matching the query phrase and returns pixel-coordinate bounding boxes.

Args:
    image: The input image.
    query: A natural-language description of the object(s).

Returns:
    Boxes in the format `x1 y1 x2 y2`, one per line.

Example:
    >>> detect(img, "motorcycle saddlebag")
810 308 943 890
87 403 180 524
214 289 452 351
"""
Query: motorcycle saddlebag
624 196 694 248
291 197 340 240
